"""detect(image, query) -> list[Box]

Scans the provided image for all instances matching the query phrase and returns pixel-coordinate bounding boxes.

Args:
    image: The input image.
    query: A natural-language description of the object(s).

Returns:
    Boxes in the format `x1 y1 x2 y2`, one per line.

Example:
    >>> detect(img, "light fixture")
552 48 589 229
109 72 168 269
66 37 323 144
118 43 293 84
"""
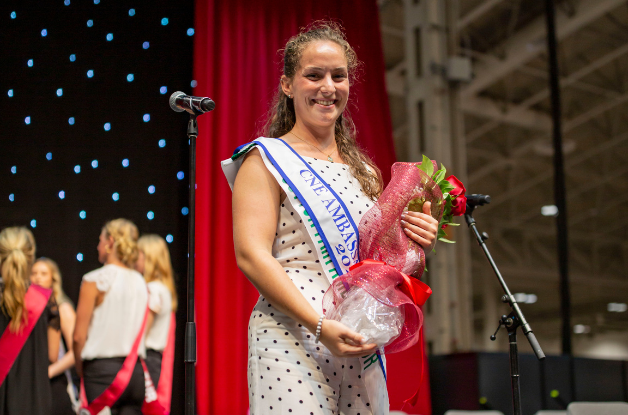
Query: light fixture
541 205 558 217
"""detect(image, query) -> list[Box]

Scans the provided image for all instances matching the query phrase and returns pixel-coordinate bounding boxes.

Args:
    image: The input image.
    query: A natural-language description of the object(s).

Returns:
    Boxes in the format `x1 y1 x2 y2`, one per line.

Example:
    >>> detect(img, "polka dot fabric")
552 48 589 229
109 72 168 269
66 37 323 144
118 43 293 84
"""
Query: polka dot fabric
248 157 379 414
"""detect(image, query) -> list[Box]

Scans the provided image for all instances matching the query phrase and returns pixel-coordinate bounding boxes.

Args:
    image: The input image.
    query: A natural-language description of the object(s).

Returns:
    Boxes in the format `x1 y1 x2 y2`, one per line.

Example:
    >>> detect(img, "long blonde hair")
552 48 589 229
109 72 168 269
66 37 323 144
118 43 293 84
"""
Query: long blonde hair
34 258 71 305
263 21 383 200
0 227 36 332
138 235 177 311
103 219 139 268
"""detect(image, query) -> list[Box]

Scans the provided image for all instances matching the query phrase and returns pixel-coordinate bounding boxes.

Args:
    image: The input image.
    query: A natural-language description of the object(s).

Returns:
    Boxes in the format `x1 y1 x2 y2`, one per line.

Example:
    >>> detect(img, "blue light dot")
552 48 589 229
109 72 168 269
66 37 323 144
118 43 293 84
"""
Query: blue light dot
187 28 195 36
91 160 98 168
148 185 155 194
27 59 33 67
8 89 13 97
25 116 31 125
127 74 134 82
74 165 81 174
104 122 111 131
77 253 83 262
87 20 93 27
106 33 113 41
122 159 129 167
190 80 198 88
142 41 150 49
112 192 119 201
147 211 155 220
79 210 86 219
161 17 169 26
30 219 37 228
94 0 100 4
9 194 15 202
177 171 184 180
181 207 189 216
46 152 52 160
68 117 75 125
158 139 166 148
160 86 167 94
69 54 76 62
11 166 16 174
166 234 173 243
129 9 135 16
143 114 150 122
41 29 48 37
58 191 65 199
56 88 63 97
11 12 16 19
64 0 70 5
87 70 94 78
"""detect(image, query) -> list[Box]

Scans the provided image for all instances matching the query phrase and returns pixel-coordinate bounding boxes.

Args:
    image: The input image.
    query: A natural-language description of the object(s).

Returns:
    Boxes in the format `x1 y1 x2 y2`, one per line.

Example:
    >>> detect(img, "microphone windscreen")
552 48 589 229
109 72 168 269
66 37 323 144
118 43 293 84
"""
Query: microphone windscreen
169 91 185 112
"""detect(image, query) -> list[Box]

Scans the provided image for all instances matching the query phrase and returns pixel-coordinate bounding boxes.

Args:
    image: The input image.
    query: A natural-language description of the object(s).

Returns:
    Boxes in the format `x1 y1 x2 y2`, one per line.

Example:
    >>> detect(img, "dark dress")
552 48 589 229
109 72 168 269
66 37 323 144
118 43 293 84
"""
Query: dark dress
0 281 60 415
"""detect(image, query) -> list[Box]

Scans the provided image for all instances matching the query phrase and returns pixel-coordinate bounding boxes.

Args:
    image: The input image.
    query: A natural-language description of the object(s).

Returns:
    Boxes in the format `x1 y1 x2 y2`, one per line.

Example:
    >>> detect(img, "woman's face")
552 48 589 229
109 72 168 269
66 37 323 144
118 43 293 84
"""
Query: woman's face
283 40 349 130
30 261 53 289
97 230 111 264
135 250 145 275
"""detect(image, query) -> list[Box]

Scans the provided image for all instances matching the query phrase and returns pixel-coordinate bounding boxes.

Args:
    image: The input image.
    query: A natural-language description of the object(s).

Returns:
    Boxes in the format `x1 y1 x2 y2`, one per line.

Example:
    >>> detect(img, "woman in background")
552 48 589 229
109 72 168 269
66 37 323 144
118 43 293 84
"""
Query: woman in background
74 219 148 415
136 234 177 411
30 257 78 414
0 227 61 415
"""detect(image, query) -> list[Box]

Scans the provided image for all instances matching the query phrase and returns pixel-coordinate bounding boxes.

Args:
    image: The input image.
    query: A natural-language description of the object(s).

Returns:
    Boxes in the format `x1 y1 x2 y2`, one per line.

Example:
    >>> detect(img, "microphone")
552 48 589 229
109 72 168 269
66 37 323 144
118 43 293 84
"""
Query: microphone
466 194 491 207
169 91 216 115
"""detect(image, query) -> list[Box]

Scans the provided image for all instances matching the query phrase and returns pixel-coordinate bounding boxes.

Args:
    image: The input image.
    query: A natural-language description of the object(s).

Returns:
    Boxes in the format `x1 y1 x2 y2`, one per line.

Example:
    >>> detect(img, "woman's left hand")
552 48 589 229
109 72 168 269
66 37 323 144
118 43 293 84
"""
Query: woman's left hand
401 201 439 252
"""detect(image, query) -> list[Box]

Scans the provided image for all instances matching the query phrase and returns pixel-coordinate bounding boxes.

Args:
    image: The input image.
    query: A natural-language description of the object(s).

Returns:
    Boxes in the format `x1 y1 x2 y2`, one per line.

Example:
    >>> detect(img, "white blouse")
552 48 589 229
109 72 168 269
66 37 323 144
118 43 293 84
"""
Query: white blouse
80 264 148 360
146 280 173 352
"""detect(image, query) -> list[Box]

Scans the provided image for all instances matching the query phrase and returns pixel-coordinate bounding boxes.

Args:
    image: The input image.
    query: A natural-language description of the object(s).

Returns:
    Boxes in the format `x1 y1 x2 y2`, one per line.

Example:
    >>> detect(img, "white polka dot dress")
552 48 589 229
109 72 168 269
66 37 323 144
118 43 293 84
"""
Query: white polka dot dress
248 157 381 415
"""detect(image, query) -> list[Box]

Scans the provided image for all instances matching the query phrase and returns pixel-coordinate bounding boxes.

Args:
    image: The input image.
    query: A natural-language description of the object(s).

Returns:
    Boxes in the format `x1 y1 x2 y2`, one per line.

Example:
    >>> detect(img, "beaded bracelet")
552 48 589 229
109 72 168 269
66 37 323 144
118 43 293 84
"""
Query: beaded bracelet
314 315 325 343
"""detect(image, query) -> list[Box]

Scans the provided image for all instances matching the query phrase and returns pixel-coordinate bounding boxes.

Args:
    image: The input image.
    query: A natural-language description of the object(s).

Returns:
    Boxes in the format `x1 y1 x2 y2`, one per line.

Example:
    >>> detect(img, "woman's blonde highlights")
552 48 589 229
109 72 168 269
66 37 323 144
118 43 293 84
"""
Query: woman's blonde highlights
0 227 36 332
138 235 177 312
103 219 139 268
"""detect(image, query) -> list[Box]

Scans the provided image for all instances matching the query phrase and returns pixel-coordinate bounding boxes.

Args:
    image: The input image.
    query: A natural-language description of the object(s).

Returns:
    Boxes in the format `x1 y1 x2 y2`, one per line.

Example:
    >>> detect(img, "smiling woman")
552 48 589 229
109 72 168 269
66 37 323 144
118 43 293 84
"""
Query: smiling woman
224 22 439 415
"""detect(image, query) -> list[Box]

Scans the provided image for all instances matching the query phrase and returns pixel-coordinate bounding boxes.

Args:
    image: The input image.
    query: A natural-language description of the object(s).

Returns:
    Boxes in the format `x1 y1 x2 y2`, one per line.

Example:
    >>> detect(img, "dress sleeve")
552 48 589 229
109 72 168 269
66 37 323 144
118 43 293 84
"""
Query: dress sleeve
46 294 61 331
83 269 115 292
148 283 162 314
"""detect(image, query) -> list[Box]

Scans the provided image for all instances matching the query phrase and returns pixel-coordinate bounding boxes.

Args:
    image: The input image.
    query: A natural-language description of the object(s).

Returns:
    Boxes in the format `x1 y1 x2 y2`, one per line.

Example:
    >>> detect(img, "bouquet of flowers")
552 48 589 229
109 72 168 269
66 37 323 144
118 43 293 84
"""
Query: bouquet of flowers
322 157 466 353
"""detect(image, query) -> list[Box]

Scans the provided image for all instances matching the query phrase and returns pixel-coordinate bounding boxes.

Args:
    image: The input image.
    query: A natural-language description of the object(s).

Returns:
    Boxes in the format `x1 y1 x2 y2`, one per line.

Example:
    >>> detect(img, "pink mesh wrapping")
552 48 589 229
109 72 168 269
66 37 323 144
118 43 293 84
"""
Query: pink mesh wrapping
322 162 444 353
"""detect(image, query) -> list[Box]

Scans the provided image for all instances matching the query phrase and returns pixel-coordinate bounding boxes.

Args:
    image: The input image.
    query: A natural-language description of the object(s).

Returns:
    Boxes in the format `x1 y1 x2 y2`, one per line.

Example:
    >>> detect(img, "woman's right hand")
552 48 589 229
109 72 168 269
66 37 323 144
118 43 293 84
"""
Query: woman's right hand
318 319 378 357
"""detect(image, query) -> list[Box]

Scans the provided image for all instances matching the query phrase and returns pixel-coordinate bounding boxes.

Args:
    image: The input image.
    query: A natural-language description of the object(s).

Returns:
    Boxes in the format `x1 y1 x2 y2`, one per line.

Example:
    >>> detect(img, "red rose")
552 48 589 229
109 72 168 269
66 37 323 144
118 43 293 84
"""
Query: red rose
446 175 467 216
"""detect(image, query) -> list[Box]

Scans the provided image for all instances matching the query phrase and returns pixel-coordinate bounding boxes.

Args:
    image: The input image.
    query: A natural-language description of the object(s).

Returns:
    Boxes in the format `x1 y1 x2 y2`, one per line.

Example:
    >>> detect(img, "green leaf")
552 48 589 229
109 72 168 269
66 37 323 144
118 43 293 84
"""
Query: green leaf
433 168 445 184
438 237 456 243
440 163 446 176
439 181 455 193
418 154 434 177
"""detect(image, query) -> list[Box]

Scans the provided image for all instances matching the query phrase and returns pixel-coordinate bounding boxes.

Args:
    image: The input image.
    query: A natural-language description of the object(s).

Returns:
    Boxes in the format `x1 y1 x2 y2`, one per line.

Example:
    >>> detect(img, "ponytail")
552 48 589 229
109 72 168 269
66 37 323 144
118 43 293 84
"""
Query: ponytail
0 227 36 332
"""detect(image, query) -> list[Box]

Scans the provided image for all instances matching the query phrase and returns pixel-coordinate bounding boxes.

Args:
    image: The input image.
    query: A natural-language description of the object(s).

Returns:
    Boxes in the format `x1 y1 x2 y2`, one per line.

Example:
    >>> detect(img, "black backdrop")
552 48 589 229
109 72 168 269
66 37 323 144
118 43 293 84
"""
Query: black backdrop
1 1 194 413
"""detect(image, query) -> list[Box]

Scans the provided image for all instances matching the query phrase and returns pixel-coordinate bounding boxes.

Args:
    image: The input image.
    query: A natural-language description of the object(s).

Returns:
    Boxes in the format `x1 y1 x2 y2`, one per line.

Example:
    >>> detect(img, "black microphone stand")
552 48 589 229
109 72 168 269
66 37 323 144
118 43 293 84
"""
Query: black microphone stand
464 198 546 415
185 114 198 415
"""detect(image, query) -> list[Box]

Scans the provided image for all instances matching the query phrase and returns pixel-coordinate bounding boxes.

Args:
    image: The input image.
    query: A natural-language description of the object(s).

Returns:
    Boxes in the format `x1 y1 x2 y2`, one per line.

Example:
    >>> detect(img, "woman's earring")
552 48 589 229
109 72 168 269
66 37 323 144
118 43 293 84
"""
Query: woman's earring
288 94 292 99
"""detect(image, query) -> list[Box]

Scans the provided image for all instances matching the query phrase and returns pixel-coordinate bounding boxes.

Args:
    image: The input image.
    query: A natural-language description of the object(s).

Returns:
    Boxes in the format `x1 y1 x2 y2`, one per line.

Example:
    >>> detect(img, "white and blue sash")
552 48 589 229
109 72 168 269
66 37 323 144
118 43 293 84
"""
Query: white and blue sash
222 137 361 284
222 137 389 414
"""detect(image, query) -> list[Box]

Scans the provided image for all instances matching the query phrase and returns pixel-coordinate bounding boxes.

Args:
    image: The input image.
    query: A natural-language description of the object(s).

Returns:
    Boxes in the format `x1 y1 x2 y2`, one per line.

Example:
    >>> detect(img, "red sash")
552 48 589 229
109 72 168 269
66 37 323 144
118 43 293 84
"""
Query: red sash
80 306 149 415
0 284 52 386
141 312 176 415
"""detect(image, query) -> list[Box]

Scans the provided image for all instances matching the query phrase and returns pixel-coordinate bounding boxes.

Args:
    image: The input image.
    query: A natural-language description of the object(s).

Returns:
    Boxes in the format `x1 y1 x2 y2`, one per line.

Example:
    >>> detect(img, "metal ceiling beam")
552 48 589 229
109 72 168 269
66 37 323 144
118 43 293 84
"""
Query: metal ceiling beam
507 165 628 226
474 130 628 212
458 0 506 31
462 42 628 141
468 93 628 184
461 96 552 139
461 0 626 99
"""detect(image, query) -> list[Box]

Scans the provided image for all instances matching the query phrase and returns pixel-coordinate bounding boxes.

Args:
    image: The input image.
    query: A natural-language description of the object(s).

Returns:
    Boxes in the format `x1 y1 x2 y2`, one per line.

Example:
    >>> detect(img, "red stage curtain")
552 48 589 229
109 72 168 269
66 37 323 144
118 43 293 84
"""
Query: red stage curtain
193 1 430 413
